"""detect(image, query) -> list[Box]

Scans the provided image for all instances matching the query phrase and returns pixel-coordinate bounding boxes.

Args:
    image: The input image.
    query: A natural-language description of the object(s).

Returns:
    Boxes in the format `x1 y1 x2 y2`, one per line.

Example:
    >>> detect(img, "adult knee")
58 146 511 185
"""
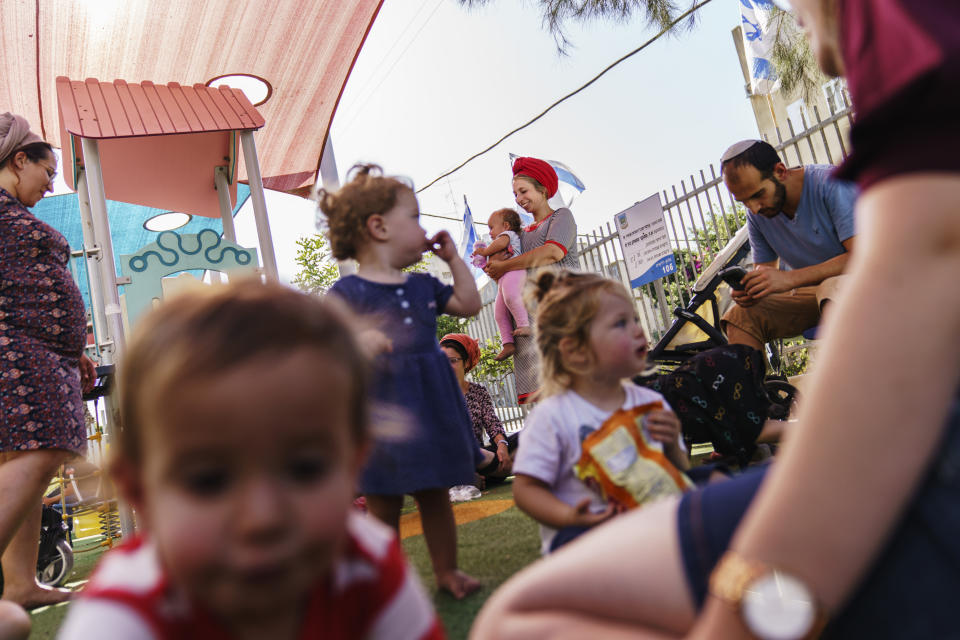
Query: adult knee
0 602 31 640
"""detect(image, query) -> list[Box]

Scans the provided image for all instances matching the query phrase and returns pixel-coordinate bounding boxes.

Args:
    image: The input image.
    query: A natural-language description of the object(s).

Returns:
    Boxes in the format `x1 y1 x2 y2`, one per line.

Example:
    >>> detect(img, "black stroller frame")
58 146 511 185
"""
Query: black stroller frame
646 226 799 419
648 225 751 366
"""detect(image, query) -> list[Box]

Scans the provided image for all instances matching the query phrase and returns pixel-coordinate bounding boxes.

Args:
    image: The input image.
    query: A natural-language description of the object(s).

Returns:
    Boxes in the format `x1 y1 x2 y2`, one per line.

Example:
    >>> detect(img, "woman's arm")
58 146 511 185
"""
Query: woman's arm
472 385 506 444
484 244 564 280
470 497 693 640
691 174 960 636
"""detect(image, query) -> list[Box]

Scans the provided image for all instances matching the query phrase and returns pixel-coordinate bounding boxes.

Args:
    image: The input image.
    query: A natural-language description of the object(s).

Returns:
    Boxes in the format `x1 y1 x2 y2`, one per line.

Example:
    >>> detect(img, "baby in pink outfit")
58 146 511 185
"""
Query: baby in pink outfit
473 208 530 360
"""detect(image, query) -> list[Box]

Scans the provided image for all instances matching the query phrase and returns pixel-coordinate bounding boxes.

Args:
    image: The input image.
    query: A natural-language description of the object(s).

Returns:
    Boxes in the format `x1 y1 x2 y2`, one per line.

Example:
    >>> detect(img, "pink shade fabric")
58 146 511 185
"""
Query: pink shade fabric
0 0 383 193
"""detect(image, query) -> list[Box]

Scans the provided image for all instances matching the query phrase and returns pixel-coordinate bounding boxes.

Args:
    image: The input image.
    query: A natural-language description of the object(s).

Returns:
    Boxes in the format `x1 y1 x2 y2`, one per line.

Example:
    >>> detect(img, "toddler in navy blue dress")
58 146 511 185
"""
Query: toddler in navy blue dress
322 164 485 599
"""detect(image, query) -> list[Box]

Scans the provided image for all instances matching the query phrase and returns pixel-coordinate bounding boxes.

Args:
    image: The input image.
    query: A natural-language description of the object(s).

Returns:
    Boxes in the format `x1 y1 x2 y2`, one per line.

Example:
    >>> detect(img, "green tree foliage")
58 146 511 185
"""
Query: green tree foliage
294 234 431 295
293 235 340 295
470 336 516 385
768 9 827 104
458 0 691 52
436 314 469 341
457 1 820 102
651 206 745 311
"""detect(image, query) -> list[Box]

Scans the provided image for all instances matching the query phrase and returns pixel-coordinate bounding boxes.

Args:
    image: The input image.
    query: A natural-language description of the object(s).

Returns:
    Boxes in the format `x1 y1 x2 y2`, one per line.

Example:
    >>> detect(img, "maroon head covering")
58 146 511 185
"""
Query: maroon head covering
512 156 558 198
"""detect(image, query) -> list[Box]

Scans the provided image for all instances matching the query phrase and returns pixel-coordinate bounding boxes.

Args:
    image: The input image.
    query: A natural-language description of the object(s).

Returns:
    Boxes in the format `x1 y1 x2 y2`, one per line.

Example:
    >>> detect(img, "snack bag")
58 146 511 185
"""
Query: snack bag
575 402 693 510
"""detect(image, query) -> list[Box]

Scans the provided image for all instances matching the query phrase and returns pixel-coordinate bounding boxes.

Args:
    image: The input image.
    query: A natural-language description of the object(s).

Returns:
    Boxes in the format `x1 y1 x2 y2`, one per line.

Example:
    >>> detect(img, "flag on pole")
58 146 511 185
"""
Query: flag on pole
738 0 780 95
509 153 586 192
458 195 479 263
548 159 586 192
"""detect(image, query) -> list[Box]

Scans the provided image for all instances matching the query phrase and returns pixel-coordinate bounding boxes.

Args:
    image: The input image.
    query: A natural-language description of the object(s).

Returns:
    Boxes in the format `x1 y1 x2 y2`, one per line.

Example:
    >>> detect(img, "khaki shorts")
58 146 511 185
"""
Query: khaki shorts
721 276 847 344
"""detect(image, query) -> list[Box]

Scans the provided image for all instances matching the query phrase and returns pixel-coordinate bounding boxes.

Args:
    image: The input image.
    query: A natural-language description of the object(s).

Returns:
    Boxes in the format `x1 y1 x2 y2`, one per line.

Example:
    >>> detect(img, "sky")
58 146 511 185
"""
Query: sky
50 0 764 284
330 0 761 237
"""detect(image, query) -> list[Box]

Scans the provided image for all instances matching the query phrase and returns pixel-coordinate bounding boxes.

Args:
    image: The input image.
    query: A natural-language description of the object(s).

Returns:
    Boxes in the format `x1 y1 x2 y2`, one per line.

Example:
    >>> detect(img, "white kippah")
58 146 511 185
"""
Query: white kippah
720 139 761 165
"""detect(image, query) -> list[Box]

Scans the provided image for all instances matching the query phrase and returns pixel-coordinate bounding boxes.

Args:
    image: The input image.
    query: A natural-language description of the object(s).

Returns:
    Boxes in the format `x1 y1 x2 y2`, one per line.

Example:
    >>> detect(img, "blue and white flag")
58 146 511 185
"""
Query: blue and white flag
739 0 780 95
458 195 485 278
458 195 478 260
548 159 586 192
509 153 587 193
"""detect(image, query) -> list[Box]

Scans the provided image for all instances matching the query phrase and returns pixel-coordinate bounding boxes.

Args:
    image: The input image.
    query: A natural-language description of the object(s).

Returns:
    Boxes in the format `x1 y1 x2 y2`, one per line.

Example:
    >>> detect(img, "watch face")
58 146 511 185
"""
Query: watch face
742 570 816 640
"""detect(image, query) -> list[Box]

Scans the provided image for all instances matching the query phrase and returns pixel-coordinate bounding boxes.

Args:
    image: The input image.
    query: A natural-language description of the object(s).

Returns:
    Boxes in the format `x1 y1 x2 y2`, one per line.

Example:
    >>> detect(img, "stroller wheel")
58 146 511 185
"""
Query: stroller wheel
765 379 799 420
37 539 74 588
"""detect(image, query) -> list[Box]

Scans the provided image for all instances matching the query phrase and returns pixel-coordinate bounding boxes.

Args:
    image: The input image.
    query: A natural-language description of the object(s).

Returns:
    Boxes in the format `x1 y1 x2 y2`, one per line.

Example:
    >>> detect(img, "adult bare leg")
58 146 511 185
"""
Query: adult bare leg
0 601 30 640
471 497 694 640
0 449 73 608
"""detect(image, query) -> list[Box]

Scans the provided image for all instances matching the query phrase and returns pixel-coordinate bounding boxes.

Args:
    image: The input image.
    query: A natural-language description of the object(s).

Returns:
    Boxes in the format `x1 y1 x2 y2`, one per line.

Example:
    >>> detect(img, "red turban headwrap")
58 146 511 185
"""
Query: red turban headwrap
440 333 481 373
512 156 558 198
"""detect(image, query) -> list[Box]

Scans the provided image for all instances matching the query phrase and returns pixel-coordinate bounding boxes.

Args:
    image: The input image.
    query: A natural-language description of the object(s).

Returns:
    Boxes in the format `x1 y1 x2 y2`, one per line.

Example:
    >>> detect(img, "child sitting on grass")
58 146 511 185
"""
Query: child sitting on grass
58 282 443 640
472 208 530 361
512 270 690 554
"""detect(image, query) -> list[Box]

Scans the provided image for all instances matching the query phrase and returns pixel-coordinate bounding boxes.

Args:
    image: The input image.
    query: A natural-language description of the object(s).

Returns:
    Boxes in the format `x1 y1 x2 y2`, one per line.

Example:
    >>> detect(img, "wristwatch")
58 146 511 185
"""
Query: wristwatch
496 439 508 448
709 551 824 640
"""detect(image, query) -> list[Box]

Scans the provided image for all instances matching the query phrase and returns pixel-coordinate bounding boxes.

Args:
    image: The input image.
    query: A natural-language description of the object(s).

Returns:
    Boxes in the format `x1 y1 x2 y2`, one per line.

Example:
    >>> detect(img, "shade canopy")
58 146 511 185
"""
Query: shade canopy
0 0 383 193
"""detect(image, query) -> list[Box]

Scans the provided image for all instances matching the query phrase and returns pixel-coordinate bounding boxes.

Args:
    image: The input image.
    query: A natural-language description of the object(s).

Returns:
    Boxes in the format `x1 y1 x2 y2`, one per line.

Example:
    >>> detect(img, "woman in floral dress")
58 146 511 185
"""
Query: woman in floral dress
0 113 95 614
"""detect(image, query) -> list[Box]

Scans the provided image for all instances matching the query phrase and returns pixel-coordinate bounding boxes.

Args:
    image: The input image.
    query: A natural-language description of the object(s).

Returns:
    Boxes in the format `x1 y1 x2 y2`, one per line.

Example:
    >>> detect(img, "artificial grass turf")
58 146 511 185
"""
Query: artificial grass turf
401 481 542 640
27 483 541 640
27 537 109 639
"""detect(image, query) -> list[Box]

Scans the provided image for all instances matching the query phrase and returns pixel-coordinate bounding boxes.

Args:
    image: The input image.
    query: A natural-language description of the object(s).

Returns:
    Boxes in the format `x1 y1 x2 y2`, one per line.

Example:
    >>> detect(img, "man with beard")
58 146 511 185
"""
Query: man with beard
719 139 857 350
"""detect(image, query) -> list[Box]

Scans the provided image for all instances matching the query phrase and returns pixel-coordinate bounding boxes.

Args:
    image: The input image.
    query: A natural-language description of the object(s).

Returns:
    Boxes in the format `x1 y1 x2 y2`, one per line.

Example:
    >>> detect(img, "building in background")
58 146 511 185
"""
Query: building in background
731 25 851 167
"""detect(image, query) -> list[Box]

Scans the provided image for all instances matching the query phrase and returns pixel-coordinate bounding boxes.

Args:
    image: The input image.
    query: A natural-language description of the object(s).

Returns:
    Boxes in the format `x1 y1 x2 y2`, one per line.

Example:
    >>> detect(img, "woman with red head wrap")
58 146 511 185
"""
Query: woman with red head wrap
473 1 960 638
484 156 580 402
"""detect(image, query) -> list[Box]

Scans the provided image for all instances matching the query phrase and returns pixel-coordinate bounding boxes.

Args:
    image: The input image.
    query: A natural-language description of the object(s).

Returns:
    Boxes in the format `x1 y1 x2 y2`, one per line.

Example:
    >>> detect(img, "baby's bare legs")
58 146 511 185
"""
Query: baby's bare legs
413 488 480 599
471 497 694 639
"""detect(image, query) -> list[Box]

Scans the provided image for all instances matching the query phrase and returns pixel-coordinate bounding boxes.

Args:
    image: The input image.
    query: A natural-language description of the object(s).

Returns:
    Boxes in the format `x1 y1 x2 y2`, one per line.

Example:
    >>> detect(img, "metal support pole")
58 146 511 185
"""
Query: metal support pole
654 279 671 330
78 137 136 537
214 166 237 243
75 172 109 352
319 134 355 276
239 131 279 280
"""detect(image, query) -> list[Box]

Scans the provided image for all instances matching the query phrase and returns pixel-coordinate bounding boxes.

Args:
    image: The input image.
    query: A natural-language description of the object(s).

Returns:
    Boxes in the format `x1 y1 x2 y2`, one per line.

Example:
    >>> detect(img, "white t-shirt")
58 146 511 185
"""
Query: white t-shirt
497 230 522 259
514 381 682 553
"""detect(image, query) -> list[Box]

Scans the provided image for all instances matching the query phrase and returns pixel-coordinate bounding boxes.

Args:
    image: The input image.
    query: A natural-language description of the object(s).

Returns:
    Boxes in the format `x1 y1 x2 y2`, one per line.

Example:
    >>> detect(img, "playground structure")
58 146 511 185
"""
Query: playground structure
47 76 274 544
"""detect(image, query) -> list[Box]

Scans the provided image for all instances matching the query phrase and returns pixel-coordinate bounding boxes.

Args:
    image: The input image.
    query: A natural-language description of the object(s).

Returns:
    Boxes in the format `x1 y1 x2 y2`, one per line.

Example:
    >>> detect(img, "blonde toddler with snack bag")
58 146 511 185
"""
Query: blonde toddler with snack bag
511 270 691 554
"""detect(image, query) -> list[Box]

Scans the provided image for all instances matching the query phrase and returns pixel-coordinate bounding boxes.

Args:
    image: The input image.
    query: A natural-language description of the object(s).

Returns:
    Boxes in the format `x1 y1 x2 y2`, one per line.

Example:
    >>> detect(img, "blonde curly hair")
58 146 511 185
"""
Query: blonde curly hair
528 269 634 398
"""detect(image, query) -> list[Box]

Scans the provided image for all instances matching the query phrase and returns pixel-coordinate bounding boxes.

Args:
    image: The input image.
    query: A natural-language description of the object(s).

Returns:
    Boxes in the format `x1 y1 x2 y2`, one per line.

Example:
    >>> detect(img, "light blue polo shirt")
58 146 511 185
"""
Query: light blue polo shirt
747 165 857 270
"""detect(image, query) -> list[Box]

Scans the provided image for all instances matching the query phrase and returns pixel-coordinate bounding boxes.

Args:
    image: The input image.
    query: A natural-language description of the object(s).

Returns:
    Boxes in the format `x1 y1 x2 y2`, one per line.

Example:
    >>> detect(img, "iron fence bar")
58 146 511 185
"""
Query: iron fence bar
812 105 835 165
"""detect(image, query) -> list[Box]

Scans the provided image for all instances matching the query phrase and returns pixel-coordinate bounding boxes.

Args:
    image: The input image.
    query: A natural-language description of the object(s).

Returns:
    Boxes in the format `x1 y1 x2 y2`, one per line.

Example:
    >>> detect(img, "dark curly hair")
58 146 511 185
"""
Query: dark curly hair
315 163 413 260
493 208 522 233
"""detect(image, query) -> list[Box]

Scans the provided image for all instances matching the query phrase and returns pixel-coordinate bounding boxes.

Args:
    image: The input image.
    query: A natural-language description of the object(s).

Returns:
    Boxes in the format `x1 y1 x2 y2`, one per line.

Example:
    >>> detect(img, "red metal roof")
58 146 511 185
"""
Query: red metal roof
57 78 265 139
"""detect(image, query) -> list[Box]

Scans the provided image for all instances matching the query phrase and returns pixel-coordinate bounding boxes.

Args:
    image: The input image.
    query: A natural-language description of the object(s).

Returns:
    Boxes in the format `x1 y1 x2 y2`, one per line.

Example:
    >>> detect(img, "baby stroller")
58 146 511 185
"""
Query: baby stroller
0 505 73 594
638 226 799 465
36 505 74 587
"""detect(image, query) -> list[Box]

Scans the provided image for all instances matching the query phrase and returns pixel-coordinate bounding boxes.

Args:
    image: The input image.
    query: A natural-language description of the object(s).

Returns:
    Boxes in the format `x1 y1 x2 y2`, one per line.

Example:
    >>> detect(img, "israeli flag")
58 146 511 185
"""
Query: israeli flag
509 153 587 192
549 159 586 192
739 0 780 95
458 196 485 279
459 195 478 259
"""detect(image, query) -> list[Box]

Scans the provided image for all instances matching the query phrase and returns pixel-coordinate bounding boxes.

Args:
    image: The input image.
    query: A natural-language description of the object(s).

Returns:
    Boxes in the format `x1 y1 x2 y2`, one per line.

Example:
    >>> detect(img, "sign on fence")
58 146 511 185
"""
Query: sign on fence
615 194 676 288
